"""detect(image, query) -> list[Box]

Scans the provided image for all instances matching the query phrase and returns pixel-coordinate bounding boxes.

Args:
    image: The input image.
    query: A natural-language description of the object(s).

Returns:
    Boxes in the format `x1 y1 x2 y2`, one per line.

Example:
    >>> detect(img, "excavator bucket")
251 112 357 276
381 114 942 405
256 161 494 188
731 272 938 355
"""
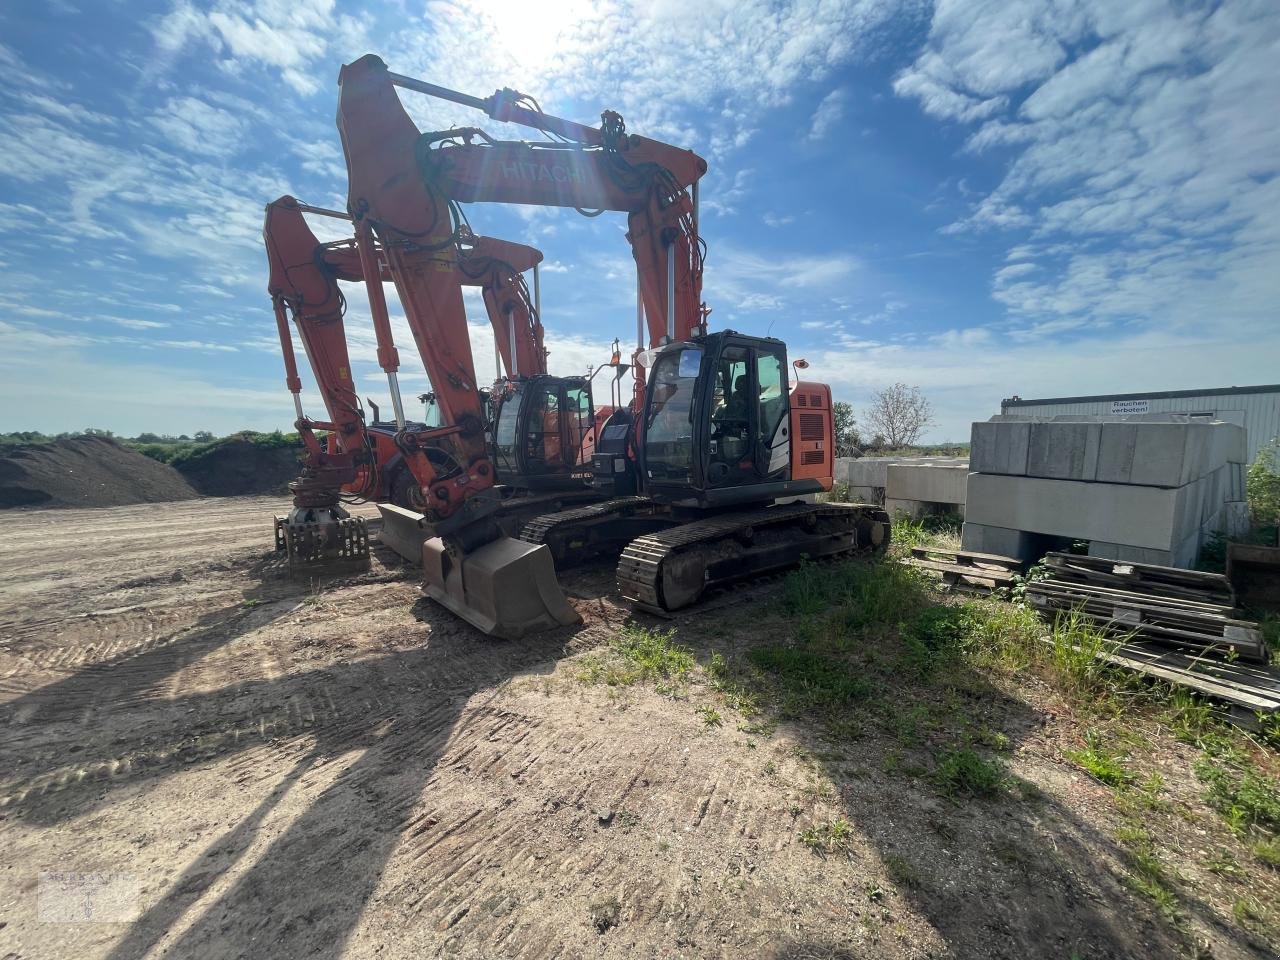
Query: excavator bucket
422 535 581 639
377 503 431 565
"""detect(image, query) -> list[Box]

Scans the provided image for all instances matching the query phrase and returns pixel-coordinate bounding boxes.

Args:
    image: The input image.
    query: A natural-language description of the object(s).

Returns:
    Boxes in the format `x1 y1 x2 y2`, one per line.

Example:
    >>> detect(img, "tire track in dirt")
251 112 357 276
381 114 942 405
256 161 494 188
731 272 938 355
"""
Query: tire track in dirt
1 495 849 959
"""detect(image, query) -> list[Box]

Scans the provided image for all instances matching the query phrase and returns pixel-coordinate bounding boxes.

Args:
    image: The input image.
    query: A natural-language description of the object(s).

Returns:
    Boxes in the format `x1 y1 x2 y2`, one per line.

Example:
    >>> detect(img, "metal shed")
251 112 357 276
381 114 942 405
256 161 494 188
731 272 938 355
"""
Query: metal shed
1001 384 1280 469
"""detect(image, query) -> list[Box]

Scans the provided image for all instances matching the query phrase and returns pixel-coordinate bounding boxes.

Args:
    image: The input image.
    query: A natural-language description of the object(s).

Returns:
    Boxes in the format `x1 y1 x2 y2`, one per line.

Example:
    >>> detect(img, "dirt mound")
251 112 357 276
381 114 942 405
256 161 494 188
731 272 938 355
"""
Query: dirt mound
173 436 302 496
0 436 199 509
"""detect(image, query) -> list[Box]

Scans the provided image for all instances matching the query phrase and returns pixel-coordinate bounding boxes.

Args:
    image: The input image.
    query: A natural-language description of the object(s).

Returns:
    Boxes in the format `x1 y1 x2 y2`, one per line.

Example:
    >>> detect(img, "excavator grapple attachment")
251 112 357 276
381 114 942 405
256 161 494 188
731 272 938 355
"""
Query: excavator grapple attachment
377 503 431 565
274 507 371 575
422 535 581 639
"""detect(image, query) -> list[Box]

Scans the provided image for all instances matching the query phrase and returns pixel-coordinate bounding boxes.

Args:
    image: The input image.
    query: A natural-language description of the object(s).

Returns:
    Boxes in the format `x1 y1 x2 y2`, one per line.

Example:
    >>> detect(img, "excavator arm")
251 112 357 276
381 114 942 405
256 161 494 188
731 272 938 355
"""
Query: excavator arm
336 55 709 395
265 196 549 505
458 233 546 381
264 196 373 488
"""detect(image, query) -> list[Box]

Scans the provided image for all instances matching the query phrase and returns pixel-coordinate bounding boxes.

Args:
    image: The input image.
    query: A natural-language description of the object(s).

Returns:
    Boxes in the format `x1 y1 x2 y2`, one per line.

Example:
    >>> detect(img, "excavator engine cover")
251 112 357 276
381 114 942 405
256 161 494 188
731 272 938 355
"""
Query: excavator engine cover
422 535 580 639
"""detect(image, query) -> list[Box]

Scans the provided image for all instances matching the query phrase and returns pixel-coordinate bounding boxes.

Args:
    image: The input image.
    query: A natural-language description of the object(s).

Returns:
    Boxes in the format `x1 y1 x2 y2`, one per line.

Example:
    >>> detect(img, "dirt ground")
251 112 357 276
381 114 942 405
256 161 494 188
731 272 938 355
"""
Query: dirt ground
0 496 1274 959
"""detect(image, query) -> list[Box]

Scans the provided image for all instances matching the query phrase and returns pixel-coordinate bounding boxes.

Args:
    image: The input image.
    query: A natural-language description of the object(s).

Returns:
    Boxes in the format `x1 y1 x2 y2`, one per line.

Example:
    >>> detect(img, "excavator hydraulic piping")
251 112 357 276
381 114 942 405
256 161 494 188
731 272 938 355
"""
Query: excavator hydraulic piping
293 202 353 220
387 71 490 113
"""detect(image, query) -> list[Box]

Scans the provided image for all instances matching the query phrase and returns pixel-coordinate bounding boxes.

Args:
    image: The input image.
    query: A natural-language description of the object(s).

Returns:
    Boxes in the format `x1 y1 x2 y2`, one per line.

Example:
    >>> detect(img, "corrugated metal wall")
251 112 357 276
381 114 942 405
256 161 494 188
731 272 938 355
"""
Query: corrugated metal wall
1001 391 1280 468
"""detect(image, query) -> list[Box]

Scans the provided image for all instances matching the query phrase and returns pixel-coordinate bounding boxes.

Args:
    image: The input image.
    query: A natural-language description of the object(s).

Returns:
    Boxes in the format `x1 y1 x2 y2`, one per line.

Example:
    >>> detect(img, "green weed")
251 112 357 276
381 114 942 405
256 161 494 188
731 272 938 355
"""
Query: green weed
1251 836 1280 867
1067 730 1131 787
884 854 923 891
931 746 1007 799
578 625 694 692
1196 758 1280 835
800 818 856 856
746 645 876 715
696 705 723 727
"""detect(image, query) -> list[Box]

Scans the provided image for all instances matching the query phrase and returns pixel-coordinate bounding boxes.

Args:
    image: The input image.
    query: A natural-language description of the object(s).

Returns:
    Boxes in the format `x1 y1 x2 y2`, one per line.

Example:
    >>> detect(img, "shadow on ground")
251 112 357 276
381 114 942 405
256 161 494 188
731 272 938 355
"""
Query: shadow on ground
2 547 576 960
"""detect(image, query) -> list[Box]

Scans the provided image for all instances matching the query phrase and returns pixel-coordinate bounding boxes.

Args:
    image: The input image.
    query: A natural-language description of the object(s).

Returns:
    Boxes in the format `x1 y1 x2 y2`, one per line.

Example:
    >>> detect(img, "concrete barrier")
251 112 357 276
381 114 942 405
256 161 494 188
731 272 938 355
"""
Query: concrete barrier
961 460 1246 568
834 456 969 507
884 463 969 519
969 416 1245 486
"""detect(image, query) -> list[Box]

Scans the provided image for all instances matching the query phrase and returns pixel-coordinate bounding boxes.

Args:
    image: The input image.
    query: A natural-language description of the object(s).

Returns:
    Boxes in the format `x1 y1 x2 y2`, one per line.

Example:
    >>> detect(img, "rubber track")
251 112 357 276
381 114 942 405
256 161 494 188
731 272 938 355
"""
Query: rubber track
517 495 653 546
617 502 889 611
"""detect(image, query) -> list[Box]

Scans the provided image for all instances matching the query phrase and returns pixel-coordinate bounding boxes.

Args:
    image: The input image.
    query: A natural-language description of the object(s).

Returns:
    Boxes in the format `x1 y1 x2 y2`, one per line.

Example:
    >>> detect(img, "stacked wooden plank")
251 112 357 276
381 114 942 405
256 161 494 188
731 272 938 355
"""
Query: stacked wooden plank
1041 552 1235 605
1040 635 1280 716
903 546 1022 594
1026 552 1268 663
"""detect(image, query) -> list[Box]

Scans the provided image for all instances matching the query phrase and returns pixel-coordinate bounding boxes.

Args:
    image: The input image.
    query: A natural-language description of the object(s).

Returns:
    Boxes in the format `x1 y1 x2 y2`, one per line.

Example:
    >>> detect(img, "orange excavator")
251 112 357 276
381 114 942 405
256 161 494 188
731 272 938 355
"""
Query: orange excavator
334 55 889 635
264 194 600 570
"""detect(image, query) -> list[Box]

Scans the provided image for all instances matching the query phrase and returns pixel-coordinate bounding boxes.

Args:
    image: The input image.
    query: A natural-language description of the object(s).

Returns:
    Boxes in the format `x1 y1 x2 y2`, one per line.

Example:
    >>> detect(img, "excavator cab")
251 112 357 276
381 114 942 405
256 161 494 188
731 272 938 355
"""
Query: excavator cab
640 331 825 507
490 375 595 490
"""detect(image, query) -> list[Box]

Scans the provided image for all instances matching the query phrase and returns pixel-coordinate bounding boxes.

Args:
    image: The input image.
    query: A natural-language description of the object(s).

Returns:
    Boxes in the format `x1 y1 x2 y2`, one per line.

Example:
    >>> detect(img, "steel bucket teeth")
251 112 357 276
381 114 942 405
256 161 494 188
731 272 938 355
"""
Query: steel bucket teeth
423 535 580 639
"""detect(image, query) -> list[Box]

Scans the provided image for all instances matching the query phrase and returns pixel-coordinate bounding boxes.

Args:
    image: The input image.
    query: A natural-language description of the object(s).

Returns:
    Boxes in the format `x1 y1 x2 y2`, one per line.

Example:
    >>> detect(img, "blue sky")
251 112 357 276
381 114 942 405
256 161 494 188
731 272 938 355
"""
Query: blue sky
1 0 1277 442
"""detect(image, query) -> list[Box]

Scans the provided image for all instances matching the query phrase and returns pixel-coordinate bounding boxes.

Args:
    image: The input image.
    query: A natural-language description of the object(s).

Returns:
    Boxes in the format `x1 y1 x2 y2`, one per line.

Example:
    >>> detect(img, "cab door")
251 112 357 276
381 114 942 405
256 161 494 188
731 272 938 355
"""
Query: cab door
704 339 790 488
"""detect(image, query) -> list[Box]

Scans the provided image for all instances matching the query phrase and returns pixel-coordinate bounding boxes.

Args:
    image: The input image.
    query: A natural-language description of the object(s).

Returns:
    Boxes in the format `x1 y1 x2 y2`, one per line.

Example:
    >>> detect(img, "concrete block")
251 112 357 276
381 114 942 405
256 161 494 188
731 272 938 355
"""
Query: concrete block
965 473 1187 550
970 420 1030 476
887 498 965 520
1223 501 1251 539
847 484 881 504
1026 421 1101 481
960 522 1040 564
843 457 892 487
886 463 968 506
962 527 1039 563
1094 421 1240 488
838 456 969 496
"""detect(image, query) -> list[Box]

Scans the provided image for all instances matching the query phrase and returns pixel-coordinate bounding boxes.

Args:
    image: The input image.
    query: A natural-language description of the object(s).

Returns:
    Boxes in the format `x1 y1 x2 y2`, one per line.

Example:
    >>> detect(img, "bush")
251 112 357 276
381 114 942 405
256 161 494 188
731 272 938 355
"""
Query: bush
1247 439 1280 528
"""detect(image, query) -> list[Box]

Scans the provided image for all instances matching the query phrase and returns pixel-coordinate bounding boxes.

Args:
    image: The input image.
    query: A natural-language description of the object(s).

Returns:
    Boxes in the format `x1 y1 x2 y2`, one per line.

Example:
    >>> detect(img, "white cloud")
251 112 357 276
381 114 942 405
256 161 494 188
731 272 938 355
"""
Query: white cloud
738 293 783 311
160 339 239 352
895 0 1280 341
149 96 248 156
110 318 171 330
807 89 847 140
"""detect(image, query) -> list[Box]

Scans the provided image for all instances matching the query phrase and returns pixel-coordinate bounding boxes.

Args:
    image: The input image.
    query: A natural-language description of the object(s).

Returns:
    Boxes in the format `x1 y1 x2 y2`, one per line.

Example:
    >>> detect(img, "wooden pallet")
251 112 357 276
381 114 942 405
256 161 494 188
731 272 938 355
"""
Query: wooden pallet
1027 580 1268 663
1042 635 1280 716
1042 552 1235 607
903 547 1022 593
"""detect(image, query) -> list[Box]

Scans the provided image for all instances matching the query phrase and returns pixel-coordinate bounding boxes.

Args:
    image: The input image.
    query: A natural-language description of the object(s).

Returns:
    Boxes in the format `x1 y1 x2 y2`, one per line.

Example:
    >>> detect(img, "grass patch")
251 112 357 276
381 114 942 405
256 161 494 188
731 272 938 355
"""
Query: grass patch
696 705 723 727
1196 758 1280 835
1115 821 1182 923
889 512 962 552
800 818 856 857
1043 609 1123 694
578 625 695 692
746 645 876 714
901 604 976 678
931 746 1008 799
588 895 621 933
883 854 923 891
1066 730 1132 788
1252 836 1280 868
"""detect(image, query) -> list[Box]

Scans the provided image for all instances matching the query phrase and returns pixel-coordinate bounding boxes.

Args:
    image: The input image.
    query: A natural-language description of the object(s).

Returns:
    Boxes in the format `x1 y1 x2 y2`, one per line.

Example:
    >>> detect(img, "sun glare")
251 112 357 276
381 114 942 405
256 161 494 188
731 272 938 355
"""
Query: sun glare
482 0 591 76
